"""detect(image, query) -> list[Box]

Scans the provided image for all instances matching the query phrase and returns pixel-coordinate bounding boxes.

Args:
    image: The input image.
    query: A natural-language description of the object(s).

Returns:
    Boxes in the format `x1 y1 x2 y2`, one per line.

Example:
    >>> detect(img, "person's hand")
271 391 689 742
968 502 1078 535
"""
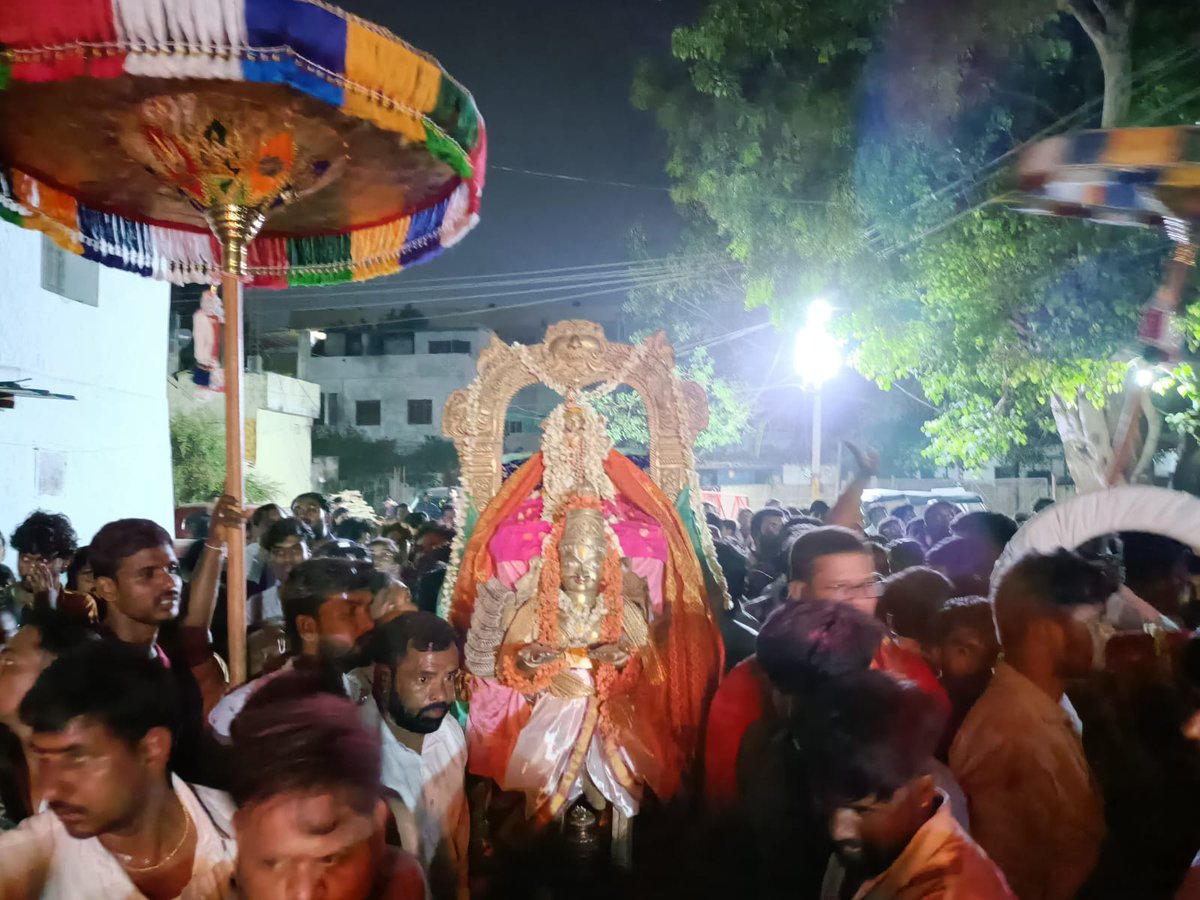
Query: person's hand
208 494 247 550
845 442 880 481
27 561 60 607
589 644 631 668
517 643 562 671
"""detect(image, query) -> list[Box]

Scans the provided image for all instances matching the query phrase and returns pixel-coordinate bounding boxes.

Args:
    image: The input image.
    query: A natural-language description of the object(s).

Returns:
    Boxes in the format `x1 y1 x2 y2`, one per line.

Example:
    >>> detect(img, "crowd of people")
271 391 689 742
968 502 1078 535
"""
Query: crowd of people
3 461 1200 898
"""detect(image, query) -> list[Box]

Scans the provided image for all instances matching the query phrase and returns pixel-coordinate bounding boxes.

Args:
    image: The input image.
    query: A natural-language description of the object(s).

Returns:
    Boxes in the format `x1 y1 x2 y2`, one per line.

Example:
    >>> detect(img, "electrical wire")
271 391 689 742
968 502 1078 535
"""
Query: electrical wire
490 164 674 192
268 266 723 315
279 269 707 320
275 262 724 306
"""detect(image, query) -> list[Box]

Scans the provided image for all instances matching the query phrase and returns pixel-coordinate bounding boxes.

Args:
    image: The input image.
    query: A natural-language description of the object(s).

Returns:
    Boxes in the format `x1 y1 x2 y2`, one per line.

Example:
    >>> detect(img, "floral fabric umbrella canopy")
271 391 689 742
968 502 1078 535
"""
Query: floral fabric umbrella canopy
0 0 486 683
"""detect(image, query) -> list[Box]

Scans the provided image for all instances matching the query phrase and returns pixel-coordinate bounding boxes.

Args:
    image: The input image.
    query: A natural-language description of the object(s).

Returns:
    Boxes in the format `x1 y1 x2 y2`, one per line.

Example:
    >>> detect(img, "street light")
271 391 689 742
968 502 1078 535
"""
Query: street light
794 298 842 501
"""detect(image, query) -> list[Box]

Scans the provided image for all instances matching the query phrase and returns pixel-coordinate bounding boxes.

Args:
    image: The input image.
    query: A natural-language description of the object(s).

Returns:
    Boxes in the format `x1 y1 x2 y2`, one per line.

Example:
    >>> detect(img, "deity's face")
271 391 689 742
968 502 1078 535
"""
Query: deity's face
559 514 605 597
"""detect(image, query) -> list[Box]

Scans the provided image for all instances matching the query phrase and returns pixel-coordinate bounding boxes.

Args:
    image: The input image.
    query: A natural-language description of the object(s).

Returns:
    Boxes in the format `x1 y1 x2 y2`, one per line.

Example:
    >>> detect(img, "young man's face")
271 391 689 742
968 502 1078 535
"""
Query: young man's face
936 624 999 683
269 535 309 583
830 776 933 878
97 544 182 625
411 532 448 574
389 644 459 735
32 716 166 839
878 520 904 542
300 590 374 656
17 553 68 589
924 503 956 542
253 507 284 543
799 552 879 616
292 498 329 540
1055 604 1102 679
235 791 385 900
0 625 53 721
369 542 401 579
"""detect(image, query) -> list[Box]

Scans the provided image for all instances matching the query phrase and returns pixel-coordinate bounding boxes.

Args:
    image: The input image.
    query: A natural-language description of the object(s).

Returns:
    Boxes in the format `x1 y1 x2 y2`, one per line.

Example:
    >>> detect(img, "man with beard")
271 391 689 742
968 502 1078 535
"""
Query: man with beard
371 612 466 900
291 491 333 551
227 677 425 900
208 557 378 743
950 550 1108 900
0 640 237 899
815 673 1013 900
90 517 226 784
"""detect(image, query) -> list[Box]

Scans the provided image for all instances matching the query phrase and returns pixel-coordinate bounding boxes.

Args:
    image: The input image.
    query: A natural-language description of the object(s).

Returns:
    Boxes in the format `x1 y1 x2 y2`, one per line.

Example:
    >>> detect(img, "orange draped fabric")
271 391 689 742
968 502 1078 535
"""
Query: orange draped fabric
603 450 723 780
448 452 546 632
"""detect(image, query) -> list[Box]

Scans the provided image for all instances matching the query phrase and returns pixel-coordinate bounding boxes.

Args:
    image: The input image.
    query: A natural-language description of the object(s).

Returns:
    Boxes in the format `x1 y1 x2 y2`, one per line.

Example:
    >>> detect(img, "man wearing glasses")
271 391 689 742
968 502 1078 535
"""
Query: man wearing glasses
704 526 947 808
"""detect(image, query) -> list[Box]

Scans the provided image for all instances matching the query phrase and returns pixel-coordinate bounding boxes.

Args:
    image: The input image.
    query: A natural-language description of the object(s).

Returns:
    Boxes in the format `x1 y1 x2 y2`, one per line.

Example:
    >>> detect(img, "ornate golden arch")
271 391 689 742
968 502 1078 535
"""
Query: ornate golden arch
443 320 709 508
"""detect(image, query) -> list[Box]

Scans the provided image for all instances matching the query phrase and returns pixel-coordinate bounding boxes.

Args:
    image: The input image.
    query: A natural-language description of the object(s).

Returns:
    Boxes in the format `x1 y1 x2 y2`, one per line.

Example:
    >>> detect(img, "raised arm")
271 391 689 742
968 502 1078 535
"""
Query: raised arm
183 494 245 631
825 442 879 530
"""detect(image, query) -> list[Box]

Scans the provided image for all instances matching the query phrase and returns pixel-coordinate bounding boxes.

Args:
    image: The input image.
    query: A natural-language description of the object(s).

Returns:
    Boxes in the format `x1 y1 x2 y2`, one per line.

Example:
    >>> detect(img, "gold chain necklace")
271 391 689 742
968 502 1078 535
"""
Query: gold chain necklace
108 803 193 873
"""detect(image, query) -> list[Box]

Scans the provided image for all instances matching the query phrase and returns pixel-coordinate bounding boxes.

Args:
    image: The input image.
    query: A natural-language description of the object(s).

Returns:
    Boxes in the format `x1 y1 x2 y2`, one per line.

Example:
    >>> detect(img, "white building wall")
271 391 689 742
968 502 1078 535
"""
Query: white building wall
304 329 489 449
167 370 319 506
0 229 173 562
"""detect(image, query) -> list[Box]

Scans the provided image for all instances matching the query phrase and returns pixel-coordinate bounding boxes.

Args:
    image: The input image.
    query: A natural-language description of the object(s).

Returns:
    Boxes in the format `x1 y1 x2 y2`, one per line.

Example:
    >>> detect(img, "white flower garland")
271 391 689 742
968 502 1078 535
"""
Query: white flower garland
437 485 473 619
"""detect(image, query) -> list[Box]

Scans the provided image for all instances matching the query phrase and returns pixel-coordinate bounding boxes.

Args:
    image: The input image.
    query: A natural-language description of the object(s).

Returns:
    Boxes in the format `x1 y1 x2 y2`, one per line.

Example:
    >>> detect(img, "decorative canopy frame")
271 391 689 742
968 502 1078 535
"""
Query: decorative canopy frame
443 321 710 508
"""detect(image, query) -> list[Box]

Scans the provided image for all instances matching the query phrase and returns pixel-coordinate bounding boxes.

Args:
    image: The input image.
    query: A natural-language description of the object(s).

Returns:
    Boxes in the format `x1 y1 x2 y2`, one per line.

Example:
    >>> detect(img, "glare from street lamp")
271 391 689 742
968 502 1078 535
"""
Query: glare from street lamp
807 297 833 326
794 326 842 386
1134 365 1156 388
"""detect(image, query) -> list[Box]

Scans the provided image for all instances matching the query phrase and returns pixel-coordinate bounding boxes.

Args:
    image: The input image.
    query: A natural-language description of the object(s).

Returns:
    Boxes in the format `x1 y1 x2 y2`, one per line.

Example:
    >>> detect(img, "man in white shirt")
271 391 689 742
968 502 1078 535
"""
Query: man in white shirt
244 504 284 591
0 640 237 899
248 517 312 631
372 612 468 900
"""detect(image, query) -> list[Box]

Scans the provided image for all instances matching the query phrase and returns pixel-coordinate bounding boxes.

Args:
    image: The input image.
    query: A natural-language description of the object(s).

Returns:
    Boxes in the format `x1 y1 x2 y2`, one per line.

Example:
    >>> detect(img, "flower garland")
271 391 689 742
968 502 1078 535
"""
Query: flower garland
511 339 652 405
436 485 473 619
539 400 614 521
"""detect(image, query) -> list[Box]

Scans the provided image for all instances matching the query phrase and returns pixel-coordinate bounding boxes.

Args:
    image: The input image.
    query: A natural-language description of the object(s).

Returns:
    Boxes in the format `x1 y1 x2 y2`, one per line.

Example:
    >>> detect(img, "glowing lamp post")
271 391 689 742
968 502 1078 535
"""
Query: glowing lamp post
795 299 842 501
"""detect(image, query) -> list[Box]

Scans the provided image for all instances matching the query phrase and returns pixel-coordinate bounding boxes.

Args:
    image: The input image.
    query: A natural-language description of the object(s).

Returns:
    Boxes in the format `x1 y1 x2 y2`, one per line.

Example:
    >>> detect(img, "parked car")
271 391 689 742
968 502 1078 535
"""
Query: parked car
860 487 988 524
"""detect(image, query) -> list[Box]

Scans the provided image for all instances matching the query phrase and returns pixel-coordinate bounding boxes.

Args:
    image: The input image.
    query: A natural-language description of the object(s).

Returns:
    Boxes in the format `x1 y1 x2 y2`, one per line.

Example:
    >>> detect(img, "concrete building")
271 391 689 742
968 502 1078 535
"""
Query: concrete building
167 370 320 506
0 229 174 554
299 325 495 449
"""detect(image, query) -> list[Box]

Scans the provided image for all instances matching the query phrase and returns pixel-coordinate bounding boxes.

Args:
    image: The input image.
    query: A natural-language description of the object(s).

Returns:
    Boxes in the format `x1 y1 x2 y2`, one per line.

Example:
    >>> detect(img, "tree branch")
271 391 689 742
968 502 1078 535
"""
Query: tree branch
1061 0 1108 46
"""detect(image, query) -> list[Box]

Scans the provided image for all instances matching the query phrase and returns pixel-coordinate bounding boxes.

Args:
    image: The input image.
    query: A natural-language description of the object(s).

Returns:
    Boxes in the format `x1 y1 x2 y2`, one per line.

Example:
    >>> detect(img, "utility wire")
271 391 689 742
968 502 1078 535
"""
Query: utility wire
270 264 724 311
490 164 673 192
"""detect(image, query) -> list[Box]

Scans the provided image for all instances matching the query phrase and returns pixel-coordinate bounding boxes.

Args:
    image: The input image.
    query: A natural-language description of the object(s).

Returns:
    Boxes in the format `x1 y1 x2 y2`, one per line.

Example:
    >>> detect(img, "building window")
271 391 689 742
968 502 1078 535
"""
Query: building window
321 393 340 427
407 399 433 425
505 420 524 435
41 236 99 306
428 339 471 354
356 400 382 427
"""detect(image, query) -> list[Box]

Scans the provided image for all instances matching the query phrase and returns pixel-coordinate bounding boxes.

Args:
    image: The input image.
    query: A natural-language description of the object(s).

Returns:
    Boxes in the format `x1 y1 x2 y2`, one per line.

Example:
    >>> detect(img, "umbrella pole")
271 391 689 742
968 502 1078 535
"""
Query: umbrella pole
205 205 266 688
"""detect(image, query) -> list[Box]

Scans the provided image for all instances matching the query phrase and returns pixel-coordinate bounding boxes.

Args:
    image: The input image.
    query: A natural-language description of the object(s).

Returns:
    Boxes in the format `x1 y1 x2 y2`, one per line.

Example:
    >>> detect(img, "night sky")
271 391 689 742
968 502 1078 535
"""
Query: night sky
251 0 710 339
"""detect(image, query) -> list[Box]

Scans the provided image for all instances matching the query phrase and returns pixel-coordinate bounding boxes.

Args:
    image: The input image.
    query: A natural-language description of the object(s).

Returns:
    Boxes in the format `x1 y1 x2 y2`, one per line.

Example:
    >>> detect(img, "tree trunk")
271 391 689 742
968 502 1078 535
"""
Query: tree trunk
1097 15 1132 126
1050 389 1114 493
1062 0 1135 126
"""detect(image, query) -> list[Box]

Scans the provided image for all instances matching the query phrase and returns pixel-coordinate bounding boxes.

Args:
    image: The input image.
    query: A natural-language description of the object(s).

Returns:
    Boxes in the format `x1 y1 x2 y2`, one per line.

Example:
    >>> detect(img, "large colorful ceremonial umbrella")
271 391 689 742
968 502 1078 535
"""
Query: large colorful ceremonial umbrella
0 0 486 683
1014 126 1200 483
